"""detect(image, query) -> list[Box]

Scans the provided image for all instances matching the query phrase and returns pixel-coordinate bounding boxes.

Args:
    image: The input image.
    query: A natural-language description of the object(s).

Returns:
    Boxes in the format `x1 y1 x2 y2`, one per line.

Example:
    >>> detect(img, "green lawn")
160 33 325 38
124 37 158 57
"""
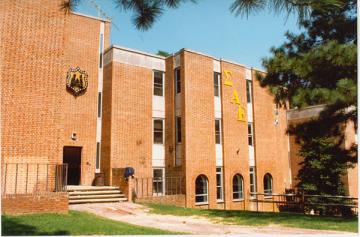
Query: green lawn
1 211 182 236
144 203 358 233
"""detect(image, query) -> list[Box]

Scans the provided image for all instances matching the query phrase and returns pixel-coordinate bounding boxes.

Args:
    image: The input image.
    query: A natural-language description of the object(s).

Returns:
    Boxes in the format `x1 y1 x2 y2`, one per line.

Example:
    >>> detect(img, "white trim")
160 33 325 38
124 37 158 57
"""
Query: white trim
195 176 209 204
152 167 165 196
111 45 165 59
152 118 165 145
95 22 105 173
71 11 111 22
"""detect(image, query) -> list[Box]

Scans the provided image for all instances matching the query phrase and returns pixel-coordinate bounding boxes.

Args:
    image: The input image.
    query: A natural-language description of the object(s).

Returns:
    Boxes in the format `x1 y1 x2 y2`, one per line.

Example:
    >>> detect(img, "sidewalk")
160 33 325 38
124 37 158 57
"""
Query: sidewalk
70 202 352 235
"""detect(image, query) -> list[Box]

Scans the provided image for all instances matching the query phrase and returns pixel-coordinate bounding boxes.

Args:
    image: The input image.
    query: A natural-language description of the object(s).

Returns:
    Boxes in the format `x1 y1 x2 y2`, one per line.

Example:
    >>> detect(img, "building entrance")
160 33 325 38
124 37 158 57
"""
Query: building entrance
63 146 82 185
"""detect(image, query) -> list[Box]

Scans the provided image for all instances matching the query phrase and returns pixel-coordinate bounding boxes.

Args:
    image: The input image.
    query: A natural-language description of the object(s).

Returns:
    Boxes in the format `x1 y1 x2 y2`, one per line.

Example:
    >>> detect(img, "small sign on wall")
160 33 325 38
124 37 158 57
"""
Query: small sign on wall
66 67 88 96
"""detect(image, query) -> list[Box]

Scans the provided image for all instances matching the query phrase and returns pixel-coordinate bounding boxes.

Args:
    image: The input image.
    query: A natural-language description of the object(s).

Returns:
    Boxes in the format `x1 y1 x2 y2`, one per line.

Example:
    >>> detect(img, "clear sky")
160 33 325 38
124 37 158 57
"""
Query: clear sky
76 0 302 69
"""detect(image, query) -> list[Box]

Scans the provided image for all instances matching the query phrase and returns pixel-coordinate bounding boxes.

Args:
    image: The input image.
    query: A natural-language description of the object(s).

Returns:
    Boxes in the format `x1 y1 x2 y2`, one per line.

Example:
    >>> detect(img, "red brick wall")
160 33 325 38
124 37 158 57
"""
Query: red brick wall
135 195 186 207
288 110 358 198
182 51 217 208
104 63 153 184
1 192 68 215
220 61 250 210
1 0 110 186
252 70 291 195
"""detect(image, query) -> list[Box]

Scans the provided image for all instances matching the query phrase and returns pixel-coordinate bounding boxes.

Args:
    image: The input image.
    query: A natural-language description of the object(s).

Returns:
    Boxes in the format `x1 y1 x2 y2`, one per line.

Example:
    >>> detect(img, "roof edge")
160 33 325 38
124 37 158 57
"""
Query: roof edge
71 11 111 23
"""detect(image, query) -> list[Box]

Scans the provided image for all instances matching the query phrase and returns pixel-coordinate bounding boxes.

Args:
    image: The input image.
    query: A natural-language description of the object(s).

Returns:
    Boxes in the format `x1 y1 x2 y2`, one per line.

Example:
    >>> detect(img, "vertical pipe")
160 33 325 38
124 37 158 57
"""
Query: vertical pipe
157 179 159 196
46 164 49 191
65 164 68 191
15 164 18 194
273 195 275 212
3 164 7 194
36 164 39 192
142 178 144 198
25 163 29 194
147 178 149 197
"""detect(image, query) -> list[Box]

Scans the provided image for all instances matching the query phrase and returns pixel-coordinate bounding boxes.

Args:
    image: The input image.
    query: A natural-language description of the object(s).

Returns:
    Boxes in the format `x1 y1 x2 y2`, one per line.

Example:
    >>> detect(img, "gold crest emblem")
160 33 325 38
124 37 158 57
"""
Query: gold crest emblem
66 67 88 95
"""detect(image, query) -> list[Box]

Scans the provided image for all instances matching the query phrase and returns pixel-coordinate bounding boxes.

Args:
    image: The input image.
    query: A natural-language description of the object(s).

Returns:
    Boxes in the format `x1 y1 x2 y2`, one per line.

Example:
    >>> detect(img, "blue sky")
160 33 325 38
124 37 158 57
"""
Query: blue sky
76 0 301 69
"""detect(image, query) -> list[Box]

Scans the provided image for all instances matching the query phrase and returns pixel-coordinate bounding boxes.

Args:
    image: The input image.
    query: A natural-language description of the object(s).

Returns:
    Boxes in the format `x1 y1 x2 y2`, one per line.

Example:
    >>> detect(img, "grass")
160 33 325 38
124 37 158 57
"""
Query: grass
144 203 359 233
1 210 183 236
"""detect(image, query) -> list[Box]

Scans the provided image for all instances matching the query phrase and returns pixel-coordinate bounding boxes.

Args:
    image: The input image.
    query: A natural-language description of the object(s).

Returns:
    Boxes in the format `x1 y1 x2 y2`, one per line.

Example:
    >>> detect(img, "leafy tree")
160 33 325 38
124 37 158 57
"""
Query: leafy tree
156 50 171 57
237 0 357 214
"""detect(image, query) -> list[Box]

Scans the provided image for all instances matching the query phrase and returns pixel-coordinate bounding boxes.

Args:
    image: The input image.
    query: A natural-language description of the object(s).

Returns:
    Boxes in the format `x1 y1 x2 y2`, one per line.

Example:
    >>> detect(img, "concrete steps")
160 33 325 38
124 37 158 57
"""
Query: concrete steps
67 186 127 204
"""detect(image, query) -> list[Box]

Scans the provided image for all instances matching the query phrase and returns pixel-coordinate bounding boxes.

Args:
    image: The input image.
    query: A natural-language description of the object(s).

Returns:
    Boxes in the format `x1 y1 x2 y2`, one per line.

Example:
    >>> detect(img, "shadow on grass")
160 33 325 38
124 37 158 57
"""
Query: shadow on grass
1 216 69 236
144 203 358 232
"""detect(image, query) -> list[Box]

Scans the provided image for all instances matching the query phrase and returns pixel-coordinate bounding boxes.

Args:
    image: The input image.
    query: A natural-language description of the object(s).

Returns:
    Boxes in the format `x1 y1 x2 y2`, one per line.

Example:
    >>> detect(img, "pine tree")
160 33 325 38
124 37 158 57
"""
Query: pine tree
254 0 357 215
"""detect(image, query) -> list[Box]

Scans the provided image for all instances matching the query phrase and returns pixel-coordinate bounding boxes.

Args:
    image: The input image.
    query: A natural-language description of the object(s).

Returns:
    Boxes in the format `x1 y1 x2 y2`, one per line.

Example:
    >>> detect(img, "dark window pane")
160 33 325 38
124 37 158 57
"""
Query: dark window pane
217 187 221 199
215 120 221 144
153 120 163 144
96 142 100 169
246 80 252 103
154 71 163 96
214 72 220 97
97 92 102 118
176 117 182 143
175 68 181 94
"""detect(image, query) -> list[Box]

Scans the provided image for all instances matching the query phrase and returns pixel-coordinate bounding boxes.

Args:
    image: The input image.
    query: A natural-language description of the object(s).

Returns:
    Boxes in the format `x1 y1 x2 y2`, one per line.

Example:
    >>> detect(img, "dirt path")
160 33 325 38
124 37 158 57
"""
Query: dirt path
70 202 352 235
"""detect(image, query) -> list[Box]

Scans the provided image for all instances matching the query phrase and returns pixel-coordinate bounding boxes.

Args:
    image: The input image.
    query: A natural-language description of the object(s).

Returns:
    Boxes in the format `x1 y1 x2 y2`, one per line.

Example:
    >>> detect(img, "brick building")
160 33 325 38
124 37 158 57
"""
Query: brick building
1 0 356 212
287 105 358 198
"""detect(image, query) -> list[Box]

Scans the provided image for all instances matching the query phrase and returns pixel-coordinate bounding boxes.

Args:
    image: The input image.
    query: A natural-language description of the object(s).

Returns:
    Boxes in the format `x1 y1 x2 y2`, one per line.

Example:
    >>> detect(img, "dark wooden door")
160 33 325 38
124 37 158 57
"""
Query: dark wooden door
63 146 81 185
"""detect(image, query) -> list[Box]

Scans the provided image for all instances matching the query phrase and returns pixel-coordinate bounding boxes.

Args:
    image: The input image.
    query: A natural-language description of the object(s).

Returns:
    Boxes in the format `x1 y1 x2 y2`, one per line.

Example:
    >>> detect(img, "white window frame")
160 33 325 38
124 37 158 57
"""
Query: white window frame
250 166 257 199
153 118 164 145
264 173 273 198
195 175 209 205
215 119 222 144
153 70 164 97
216 167 224 202
153 167 165 196
233 174 244 201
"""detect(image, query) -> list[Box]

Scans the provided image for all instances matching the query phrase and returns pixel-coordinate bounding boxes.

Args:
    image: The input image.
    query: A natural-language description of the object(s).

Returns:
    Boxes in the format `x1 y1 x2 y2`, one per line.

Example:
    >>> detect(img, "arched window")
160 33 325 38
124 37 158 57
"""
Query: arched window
195 175 208 204
264 173 273 196
233 174 244 200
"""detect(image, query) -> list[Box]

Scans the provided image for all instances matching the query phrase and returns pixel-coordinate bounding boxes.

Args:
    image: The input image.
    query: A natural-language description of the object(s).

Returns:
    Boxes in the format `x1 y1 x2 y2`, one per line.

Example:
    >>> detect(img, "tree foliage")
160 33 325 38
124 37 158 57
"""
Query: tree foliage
253 0 357 214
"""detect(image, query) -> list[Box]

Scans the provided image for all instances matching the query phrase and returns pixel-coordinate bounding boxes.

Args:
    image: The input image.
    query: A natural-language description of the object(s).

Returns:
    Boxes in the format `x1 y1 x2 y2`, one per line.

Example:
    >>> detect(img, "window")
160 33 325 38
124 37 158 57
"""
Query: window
176 116 181 143
250 167 257 198
214 72 221 97
99 33 103 68
264 173 273 196
248 123 253 146
97 92 102 118
215 119 221 144
153 168 164 195
96 142 100 171
246 80 252 103
153 119 164 144
195 175 208 204
216 167 223 201
175 68 181 94
233 174 244 200
153 71 164 96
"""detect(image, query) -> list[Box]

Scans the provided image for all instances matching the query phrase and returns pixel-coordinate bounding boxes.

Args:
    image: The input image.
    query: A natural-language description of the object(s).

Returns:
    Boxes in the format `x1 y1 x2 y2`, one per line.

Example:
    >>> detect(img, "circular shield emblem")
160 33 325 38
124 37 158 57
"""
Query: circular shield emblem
66 67 88 96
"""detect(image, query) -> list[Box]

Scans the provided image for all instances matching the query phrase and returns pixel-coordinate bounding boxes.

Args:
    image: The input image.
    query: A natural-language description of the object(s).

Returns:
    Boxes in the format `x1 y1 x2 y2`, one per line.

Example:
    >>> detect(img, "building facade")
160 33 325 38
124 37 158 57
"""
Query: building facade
1 1 356 211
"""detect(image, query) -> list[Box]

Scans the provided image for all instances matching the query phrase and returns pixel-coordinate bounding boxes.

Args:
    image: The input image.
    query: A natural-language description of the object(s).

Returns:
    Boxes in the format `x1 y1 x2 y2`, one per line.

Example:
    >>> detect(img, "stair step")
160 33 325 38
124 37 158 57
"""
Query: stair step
69 198 127 204
67 187 119 192
69 194 125 200
69 190 123 196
